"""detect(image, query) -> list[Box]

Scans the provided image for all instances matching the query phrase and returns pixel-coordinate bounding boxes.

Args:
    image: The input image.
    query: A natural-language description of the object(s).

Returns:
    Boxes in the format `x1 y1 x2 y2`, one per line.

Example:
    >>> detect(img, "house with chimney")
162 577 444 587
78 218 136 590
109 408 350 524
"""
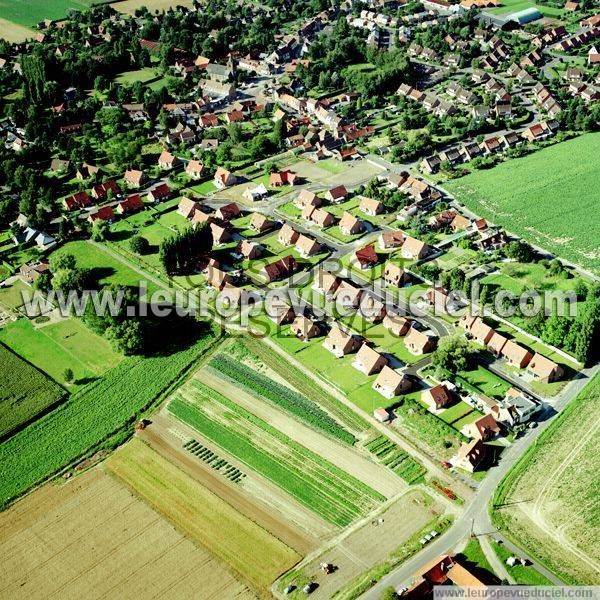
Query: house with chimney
353 343 387 375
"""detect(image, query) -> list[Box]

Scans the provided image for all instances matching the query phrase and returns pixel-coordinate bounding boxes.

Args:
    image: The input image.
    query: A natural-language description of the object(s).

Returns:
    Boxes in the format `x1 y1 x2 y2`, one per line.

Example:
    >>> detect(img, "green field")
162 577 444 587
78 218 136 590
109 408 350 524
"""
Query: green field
169 379 385 527
486 0 564 17
0 318 122 388
492 372 600 584
0 344 66 439
445 134 600 274
0 327 216 509
0 0 97 27
364 436 426 484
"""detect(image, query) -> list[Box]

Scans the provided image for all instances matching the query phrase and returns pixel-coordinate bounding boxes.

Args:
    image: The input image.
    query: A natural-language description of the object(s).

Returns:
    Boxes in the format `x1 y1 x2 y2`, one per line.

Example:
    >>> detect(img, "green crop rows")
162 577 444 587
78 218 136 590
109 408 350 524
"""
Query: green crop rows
0 343 66 439
208 353 356 445
169 380 385 527
365 436 426 484
183 438 246 484
0 331 216 509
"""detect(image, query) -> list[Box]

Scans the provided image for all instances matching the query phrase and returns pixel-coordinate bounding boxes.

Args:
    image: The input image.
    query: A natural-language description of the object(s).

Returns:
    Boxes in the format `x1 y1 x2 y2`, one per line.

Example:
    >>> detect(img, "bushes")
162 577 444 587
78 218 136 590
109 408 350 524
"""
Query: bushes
208 353 357 445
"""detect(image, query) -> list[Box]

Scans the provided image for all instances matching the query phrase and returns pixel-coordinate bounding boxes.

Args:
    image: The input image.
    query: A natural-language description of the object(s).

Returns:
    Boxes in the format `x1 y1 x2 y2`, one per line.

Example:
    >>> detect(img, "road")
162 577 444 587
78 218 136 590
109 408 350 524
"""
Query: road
360 361 599 598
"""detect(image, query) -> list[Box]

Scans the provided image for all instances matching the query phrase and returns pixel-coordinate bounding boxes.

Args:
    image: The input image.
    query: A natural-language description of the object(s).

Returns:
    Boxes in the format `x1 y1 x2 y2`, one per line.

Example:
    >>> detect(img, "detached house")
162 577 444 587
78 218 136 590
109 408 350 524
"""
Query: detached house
502 340 533 369
334 281 363 309
116 194 144 215
360 197 383 216
278 223 300 246
422 384 452 410
379 231 404 250
178 196 202 219
353 343 387 375
405 328 436 355
291 315 321 340
250 213 273 233
210 223 231 246
185 160 204 180
323 325 362 357
339 212 364 236
353 244 378 269
269 170 298 187
295 189 321 209
158 151 179 169
383 263 406 287
383 314 411 337
88 206 114 223
215 203 240 221
214 167 236 188
124 169 147 188
451 439 486 472
313 270 340 296
373 366 412 399
147 183 170 203
463 414 500 441
325 184 348 203
295 234 321 257
266 297 295 325
261 255 297 282
401 236 429 260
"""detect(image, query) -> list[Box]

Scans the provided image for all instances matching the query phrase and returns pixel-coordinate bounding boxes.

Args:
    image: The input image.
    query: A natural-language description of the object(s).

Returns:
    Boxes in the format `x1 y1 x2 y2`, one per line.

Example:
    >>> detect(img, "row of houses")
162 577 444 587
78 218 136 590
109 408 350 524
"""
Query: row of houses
397 83 458 117
460 314 565 382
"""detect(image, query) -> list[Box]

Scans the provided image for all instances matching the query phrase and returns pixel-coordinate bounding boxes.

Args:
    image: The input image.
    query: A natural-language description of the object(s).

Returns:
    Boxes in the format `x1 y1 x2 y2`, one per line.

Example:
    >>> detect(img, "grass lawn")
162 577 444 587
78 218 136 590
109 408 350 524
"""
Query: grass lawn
316 158 346 175
114 67 160 85
0 317 122 389
436 246 478 271
0 279 31 310
491 540 554 585
461 537 496 576
190 180 217 195
456 365 511 399
445 133 600 275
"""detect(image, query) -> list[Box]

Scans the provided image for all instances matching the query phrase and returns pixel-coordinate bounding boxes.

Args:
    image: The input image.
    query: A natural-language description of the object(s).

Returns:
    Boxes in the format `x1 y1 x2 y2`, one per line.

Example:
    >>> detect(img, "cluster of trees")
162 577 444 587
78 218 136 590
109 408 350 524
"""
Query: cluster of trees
359 178 411 210
432 335 475 374
159 225 212 275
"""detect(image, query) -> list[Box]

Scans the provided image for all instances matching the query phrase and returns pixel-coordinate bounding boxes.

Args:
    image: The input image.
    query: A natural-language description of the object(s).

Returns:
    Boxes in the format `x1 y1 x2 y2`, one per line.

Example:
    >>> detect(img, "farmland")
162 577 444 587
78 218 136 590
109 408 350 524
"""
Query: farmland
111 0 196 15
0 344 65 439
207 351 357 445
0 467 256 600
445 133 600 274
0 317 122 388
168 378 386 527
0 0 97 27
0 327 216 508
492 372 600 584
106 438 299 596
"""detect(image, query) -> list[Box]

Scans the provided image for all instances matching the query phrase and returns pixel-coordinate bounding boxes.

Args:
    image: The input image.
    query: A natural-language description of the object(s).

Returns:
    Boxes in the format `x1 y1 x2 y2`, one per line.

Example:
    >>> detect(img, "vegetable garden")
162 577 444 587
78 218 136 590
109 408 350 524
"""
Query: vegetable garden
169 380 385 527
365 436 426 484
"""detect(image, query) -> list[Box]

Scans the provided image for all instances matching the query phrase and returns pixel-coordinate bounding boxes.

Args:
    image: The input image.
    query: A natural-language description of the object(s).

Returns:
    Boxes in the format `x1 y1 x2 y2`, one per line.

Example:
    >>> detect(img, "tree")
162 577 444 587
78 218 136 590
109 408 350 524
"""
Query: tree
159 225 212 275
63 368 74 383
431 335 473 373
105 320 144 355
130 235 150 255
91 220 109 242
379 588 398 600
504 240 534 263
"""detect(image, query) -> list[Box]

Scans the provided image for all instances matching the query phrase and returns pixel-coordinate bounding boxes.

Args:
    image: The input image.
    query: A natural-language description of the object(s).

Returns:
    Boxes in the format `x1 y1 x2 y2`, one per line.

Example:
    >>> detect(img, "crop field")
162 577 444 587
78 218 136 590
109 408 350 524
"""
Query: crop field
0 466 256 600
0 0 97 27
107 438 299 596
445 133 600 274
486 0 564 17
0 329 216 508
207 352 357 445
0 344 65 439
0 317 122 388
492 373 600 584
168 379 386 527
111 0 196 15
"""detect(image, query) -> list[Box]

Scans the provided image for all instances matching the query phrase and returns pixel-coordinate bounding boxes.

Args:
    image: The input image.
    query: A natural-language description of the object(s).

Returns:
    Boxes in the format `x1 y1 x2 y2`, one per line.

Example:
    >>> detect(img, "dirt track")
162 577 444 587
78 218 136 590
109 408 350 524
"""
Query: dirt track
139 412 325 554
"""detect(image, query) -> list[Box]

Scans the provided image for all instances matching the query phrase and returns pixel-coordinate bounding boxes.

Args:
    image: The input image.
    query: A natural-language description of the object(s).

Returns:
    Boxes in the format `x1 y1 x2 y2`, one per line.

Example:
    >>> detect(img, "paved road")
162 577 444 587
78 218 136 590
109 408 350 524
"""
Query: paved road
361 362 599 598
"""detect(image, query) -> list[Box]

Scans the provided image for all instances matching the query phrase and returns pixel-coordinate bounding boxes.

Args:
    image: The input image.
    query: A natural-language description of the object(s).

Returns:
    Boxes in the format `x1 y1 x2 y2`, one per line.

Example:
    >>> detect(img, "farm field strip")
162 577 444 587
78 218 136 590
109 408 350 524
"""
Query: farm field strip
195 368 404 499
206 352 356 445
364 436 426 484
0 330 216 509
106 438 299 596
0 343 66 439
242 338 371 434
0 468 256 600
168 379 386 527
